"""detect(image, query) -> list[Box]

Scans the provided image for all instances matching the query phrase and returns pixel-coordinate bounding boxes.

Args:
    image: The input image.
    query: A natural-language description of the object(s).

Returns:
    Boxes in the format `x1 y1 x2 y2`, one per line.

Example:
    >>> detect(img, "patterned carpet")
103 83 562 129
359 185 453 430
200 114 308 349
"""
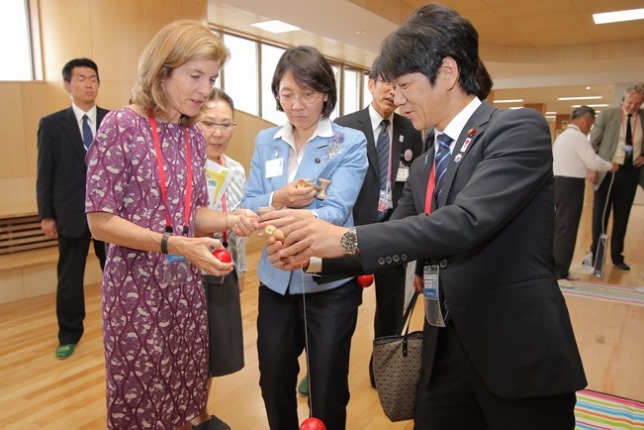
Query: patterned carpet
559 280 644 306
575 390 644 429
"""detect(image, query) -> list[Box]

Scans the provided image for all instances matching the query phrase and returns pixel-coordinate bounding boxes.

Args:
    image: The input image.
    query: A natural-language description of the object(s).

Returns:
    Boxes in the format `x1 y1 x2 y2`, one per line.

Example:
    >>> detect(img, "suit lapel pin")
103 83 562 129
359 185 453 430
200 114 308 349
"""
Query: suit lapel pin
399 135 404 143
460 137 472 153
454 153 463 163
467 128 477 137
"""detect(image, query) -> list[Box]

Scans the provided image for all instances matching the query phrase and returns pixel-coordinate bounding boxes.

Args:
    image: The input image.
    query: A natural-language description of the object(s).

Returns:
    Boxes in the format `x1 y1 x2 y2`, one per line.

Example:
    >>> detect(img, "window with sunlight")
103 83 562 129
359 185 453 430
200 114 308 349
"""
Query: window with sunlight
260 44 287 125
222 34 259 116
0 0 33 81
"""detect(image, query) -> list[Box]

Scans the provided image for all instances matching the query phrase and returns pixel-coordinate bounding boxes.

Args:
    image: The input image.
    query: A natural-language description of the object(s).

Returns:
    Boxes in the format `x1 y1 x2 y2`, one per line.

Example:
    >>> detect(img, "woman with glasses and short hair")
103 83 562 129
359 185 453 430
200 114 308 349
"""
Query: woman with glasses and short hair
192 89 245 430
240 45 368 430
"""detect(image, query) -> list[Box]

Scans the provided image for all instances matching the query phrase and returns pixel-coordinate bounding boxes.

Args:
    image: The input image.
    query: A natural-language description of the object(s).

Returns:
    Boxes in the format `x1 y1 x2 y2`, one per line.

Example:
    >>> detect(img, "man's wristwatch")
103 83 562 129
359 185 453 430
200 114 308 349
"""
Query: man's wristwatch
340 227 359 255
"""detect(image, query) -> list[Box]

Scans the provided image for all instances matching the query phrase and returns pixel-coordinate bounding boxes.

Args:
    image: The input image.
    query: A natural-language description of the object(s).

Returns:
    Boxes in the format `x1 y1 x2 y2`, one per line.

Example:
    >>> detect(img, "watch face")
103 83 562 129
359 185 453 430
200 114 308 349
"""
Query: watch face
341 228 358 254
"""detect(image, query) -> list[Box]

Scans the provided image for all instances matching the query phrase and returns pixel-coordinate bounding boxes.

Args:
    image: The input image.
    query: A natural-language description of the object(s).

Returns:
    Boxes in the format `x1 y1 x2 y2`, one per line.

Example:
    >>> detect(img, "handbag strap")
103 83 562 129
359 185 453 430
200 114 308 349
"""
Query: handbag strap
400 292 419 356
401 292 419 337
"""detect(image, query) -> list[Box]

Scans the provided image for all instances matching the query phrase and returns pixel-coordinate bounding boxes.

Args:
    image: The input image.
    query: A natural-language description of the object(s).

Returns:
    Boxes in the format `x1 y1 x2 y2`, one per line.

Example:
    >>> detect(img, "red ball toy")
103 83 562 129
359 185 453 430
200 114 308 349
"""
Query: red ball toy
356 274 374 288
212 248 232 263
300 417 326 430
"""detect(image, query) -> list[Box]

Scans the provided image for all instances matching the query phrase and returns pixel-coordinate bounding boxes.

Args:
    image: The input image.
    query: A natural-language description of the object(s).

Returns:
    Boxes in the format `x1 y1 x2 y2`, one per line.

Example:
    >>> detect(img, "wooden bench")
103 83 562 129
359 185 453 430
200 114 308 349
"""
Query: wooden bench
0 213 57 256
0 208 100 304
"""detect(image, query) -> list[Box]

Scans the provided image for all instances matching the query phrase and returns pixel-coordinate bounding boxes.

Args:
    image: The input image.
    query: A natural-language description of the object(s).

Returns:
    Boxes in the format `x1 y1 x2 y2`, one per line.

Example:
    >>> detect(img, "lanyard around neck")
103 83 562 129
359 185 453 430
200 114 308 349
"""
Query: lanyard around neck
148 111 193 236
424 163 436 214
217 155 229 247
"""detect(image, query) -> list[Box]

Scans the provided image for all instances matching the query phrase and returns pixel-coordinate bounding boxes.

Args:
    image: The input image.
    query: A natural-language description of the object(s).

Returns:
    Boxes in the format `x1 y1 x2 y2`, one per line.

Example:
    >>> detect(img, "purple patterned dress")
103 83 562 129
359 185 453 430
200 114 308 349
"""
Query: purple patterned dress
86 107 209 429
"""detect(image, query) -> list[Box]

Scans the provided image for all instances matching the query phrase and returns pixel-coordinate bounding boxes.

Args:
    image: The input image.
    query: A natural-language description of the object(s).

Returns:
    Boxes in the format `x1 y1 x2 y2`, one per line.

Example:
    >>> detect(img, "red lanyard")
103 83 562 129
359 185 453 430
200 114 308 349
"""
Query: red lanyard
424 162 436 214
148 111 193 236
217 156 228 247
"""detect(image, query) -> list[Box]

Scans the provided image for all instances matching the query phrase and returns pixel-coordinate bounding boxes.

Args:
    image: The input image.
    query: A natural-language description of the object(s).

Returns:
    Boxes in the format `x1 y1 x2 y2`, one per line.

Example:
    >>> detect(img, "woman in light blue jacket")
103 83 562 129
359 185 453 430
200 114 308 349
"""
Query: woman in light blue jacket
241 46 367 430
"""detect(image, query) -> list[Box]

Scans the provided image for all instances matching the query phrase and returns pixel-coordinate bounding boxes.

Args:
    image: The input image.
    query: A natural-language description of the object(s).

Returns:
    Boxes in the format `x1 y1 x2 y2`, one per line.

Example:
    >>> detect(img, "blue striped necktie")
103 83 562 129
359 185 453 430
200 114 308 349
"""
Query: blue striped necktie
376 119 390 190
434 133 453 201
82 114 93 150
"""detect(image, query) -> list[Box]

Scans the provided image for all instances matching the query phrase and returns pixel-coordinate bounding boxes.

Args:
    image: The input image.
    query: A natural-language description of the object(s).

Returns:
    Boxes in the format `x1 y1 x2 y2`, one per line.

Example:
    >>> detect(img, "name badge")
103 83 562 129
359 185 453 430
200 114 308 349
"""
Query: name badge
423 264 447 327
377 188 392 213
265 158 284 178
396 164 409 182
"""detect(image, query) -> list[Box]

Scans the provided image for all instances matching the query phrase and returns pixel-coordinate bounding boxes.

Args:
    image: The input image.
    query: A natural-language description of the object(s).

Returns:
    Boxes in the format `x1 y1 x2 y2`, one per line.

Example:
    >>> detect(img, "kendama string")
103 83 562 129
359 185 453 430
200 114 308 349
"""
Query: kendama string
300 268 315 417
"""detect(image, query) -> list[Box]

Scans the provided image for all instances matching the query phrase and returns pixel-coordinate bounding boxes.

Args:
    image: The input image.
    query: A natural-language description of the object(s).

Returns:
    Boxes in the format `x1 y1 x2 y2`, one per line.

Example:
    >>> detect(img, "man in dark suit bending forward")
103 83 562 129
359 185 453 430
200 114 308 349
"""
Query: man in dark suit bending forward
265 4 587 429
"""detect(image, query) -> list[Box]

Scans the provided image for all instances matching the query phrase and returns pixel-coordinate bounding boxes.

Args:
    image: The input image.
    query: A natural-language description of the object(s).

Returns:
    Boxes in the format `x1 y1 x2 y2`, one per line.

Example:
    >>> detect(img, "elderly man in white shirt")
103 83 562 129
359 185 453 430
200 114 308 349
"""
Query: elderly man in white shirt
552 105 617 280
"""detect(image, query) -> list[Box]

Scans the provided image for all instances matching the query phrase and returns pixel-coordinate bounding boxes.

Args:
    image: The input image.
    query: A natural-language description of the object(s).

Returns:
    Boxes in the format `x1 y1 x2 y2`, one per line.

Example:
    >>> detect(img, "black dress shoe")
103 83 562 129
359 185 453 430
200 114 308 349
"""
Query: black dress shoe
613 261 630 271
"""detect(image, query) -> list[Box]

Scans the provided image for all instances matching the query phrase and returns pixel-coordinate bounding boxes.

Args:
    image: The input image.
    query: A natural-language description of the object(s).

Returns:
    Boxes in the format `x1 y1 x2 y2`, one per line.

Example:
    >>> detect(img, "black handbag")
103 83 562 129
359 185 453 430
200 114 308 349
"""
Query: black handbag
372 292 422 422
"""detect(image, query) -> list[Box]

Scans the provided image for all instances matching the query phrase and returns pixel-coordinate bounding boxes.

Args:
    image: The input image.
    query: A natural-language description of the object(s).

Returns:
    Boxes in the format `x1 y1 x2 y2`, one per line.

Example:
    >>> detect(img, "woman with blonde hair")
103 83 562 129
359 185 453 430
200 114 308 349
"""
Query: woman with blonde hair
86 20 254 430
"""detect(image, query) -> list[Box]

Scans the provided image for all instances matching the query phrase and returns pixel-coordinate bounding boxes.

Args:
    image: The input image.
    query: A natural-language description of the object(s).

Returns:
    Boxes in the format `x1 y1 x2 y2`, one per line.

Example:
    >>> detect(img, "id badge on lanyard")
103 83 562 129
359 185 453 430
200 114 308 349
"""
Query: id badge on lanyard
423 264 447 327
149 111 193 284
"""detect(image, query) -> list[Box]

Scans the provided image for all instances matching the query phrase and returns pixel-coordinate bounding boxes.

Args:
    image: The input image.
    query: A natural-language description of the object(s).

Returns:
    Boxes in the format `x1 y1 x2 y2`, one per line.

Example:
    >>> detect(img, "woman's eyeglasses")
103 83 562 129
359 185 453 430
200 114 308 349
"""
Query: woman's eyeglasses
277 92 321 106
199 121 236 131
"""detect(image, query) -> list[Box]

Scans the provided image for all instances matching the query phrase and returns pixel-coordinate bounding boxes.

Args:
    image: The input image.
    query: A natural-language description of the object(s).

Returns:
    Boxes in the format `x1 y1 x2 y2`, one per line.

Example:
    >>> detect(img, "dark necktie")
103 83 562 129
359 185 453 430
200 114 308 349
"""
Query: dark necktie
625 113 633 160
434 133 453 201
82 114 93 150
376 119 390 190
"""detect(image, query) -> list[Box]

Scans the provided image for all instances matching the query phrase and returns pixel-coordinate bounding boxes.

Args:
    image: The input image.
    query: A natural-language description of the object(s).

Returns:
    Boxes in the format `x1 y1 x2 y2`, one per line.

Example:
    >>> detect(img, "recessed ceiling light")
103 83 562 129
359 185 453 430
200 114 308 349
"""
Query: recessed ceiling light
557 96 602 101
493 99 524 103
593 8 644 24
546 111 557 115
251 20 300 34
571 104 609 108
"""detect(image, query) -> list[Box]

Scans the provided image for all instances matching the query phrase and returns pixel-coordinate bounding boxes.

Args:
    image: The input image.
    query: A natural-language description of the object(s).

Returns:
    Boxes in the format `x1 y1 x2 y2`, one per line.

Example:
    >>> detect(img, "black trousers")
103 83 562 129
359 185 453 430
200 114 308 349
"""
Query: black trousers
56 230 106 345
553 176 585 279
414 323 577 430
591 162 640 264
257 281 361 430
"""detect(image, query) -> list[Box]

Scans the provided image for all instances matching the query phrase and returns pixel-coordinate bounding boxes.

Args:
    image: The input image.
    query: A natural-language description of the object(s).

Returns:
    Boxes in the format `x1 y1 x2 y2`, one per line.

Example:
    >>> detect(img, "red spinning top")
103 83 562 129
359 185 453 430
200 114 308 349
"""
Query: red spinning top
212 248 232 263
300 417 326 430
356 274 374 288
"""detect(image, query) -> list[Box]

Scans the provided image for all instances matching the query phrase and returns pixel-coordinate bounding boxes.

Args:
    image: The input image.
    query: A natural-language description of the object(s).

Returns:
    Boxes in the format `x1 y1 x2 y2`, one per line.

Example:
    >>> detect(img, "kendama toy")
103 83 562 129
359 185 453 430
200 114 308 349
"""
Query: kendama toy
356 274 374 288
212 248 232 263
297 178 331 200
264 224 285 241
300 417 326 430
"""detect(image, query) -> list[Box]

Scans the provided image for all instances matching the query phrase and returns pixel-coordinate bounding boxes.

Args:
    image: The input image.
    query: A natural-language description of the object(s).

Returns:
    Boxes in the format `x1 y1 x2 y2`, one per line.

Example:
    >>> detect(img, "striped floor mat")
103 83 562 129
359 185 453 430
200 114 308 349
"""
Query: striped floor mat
576 390 644 429
559 280 644 305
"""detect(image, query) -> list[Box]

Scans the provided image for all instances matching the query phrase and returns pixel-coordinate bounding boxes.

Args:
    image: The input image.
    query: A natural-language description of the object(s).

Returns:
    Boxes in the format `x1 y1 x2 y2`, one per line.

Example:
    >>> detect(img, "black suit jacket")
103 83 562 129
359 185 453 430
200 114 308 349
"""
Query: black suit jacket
329 102 587 398
334 108 423 225
37 106 109 238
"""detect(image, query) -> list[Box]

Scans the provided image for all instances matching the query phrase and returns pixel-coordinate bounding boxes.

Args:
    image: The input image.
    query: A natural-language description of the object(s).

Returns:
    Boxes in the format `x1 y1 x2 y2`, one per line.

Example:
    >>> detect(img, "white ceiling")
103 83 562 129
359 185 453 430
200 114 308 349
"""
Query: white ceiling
207 0 644 116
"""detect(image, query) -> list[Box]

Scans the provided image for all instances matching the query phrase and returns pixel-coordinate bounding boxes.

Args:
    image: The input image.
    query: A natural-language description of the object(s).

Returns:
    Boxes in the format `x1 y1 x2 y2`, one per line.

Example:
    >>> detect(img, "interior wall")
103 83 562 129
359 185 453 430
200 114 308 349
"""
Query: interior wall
0 0 222 212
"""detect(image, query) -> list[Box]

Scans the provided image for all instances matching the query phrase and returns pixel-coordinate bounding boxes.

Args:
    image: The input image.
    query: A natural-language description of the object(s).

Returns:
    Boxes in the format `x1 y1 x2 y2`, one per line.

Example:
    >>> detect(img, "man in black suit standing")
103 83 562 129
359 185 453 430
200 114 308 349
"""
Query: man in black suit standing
267 4 586 429
37 58 107 360
334 58 422 387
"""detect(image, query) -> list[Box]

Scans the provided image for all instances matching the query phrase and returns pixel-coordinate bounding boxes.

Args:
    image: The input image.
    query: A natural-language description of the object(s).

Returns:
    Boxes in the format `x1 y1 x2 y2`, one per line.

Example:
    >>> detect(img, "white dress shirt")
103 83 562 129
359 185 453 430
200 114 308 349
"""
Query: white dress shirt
553 124 613 178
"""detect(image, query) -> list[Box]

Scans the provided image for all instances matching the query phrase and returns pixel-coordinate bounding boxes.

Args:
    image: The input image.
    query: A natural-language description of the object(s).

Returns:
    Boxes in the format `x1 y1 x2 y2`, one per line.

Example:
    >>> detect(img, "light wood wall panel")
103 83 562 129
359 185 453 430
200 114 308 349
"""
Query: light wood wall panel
1 0 209 211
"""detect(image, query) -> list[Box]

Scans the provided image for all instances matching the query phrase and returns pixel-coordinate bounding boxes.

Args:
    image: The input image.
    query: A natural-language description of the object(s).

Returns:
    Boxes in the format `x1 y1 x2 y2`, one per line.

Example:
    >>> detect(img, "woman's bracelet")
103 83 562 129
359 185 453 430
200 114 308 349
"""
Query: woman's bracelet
160 232 172 254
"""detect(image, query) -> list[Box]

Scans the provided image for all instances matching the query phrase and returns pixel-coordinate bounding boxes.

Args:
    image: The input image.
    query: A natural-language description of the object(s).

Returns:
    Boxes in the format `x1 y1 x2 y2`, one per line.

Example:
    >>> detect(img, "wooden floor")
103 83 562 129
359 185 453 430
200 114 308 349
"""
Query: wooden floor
0 203 641 429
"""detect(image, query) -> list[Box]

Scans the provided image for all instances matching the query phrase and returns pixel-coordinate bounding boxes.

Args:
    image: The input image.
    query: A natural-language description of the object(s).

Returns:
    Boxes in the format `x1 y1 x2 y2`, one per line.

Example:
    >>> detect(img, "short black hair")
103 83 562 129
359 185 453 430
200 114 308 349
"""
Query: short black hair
62 58 100 83
379 4 479 95
475 58 493 100
571 105 595 121
271 46 337 118
368 56 382 81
